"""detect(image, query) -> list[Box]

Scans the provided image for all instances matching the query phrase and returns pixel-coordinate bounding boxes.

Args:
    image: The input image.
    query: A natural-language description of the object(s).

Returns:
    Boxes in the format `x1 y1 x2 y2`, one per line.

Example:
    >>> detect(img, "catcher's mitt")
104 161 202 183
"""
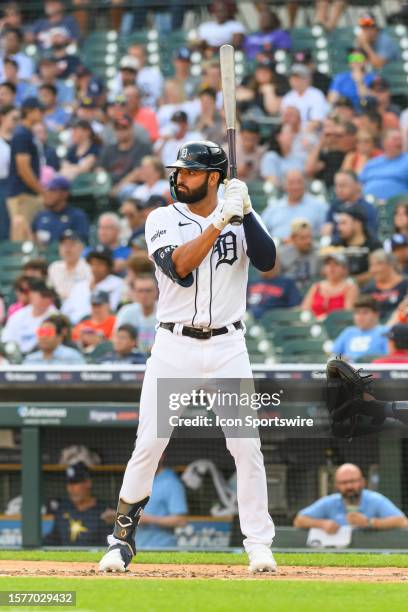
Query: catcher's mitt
325 358 386 438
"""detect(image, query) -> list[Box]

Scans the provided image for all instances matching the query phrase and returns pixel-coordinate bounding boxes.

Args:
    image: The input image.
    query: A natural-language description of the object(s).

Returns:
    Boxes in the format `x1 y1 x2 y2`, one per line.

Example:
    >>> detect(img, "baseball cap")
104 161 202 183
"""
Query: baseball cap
358 12 377 28
45 176 71 192
339 203 367 224
390 233 408 250
66 461 90 484
79 95 97 109
385 324 408 349
174 46 191 61
289 63 311 78
86 245 113 266
21 96 44 110
59 229 81 243
241 120 260 134
119 55 140 71
370 76 390 92
171 110 188 123
90 290 110 305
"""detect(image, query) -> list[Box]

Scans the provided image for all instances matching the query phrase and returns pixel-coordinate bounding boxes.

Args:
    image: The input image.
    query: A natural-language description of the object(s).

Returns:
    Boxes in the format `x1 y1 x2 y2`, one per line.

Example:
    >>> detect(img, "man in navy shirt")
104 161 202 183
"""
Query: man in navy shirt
247 258 302 319
7 97 44 241
32 176 90 244
294 463 407 533
44 462 112 547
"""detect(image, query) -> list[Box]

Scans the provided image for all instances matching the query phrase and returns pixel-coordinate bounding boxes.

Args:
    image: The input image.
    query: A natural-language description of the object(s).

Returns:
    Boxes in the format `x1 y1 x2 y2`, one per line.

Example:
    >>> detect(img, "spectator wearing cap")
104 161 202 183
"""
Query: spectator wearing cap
355 12 400 70
98 113 152 193
261 108 318 188
332 204 382 285
385 234 408 275
237 57 289 118
76 96 104 135
111 55 140 97
373 325 408 364
0 104 19 240
48 230 92 323
194 87 224 146
28 1 80 48
247 256 302 319
291 49 331 96
359 130 408 200
362 250 408 321
279 219 320 292
123 85 159 143
171 47 201 101
96 324 147 364
38 83 70 131
72 290 116 342
332 295 388 361
196 1 245 53
1 279 58 354
341 129 382 175
324 170 378 240
32 176 90 245
87 213 131 275
43 461 112 547
261 169 328 240
6 97 44 242
0 27 34 81
125 44 164 110
86 246 124 312
236 121 265 182
244 6 291 61
48 27 81 79
301 252 359 320
60 120 100 181
154 110 203 168
281 63 329 129
115 274 158 353
75 65 106 107
24 316 85 364
368 77 400 130
328 48 376 111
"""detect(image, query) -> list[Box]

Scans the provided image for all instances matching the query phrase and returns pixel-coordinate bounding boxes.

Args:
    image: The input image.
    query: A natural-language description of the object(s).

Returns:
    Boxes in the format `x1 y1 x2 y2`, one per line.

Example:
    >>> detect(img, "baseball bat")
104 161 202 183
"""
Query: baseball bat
220 44 243 226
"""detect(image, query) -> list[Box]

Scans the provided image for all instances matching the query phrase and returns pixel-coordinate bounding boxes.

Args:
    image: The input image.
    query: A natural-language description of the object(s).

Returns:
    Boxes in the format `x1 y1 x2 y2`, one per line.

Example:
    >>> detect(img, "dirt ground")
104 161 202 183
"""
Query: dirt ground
0 561 407 582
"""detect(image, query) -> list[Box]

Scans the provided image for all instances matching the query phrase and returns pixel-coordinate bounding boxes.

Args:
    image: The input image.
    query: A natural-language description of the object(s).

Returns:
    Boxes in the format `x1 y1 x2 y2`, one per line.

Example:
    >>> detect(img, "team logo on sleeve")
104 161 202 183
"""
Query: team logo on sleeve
214 231 238 268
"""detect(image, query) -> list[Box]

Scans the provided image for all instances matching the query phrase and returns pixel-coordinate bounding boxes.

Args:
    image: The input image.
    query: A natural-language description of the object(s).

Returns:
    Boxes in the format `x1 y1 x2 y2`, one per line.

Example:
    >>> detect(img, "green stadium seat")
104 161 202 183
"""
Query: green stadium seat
354 354 382 363
279 338 325 357
268 324 326 350
0 241 34 256
259 309 316 329
0 268 21 285
323 310 354 340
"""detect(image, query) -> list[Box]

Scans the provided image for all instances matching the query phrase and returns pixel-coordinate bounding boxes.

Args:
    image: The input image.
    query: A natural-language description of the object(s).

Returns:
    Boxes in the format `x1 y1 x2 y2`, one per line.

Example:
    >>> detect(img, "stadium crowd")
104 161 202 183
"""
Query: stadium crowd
0 0 407 365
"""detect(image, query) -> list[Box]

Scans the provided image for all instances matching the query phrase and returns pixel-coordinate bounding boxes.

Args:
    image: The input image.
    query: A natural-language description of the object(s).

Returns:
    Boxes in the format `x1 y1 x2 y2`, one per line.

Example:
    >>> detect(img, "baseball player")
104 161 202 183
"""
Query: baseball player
99 141 277 573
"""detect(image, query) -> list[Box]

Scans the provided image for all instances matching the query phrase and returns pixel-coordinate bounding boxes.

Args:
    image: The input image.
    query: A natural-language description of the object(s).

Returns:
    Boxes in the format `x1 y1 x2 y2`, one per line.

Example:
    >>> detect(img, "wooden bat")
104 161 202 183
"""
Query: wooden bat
220 44 243 225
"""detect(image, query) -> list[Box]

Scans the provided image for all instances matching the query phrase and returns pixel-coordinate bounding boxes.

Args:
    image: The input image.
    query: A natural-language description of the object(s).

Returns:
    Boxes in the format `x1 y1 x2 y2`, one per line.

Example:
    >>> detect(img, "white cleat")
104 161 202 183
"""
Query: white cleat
248 547 277 574
98 544 132 573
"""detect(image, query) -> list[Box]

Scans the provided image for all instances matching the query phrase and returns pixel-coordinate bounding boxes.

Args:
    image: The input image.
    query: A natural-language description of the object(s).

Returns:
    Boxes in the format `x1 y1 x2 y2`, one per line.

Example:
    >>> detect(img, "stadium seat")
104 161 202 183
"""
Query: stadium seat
268 324 326 349
259 309 316 329
279 338 325 357
323 310 354 340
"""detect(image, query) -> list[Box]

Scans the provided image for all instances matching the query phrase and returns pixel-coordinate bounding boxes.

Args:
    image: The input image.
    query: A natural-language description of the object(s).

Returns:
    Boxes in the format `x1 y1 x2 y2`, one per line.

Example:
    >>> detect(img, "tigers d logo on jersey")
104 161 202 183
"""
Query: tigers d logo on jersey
214 231 238 268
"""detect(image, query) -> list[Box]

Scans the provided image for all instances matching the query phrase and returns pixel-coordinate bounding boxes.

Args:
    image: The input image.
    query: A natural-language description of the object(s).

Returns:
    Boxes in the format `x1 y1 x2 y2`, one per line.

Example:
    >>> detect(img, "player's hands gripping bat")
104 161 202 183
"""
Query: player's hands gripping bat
220 44 243 225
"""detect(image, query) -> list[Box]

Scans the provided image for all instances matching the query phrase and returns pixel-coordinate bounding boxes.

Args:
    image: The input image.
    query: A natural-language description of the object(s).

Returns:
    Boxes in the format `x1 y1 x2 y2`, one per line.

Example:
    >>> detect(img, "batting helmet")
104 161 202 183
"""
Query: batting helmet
167 141 228 201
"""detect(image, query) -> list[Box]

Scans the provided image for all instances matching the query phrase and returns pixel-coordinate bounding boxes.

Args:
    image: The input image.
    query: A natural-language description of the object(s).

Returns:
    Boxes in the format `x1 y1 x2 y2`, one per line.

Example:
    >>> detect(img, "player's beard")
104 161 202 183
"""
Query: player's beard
177 176 209 204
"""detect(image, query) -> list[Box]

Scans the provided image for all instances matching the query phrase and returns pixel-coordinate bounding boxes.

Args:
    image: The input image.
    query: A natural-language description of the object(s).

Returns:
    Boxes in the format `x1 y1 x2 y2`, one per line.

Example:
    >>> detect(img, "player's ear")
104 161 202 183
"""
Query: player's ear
208 171 219 187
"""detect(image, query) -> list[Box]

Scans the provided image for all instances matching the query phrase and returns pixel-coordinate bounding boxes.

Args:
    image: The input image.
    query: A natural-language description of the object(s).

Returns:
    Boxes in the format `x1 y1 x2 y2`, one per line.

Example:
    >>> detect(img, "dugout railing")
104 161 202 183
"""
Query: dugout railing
0 364 407 550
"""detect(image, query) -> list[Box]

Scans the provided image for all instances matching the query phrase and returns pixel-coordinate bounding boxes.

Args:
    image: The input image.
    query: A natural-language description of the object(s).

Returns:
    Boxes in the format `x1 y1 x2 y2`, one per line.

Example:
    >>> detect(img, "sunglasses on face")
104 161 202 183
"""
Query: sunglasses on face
37 327 56 338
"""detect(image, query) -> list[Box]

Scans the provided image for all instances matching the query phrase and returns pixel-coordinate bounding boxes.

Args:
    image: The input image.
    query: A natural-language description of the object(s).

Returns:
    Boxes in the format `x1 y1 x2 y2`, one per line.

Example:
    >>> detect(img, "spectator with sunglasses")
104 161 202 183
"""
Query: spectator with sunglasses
23 317 85 364
355 13 400 70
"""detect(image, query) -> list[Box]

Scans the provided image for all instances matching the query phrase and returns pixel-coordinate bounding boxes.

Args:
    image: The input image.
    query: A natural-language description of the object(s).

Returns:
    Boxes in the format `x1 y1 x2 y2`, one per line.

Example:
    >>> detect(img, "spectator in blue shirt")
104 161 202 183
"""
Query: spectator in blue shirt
324 170 378 241
360 129 408 201
294 463 407 533
355 13 400 70
137 456 188 549
24 317 85 365
32 176 90 244
332 295 388 361
248 258 302 319
7 96 44 241
39 83 70 131
28 1 80 48
328 48 376 111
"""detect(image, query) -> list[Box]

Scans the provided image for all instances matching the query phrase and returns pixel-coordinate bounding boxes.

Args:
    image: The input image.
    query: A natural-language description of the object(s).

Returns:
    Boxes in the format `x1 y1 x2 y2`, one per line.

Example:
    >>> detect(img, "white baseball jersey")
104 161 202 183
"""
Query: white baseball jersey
146 201 256 328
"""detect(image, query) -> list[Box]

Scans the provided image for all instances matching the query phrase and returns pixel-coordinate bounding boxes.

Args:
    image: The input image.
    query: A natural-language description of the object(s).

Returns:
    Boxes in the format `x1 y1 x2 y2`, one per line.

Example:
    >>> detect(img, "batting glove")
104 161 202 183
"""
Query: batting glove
224 178 253 215
213 194 244 230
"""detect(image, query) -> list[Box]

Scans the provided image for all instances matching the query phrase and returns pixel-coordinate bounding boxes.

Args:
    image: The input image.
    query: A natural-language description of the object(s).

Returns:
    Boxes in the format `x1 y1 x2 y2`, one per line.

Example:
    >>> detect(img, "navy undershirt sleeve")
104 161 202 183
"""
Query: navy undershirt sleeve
243 212 276 272
153 245 194 287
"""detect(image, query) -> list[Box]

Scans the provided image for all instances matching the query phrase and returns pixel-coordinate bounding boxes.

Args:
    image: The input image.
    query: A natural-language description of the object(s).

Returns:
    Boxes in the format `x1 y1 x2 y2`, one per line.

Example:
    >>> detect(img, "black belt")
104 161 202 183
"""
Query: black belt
159 321 243 340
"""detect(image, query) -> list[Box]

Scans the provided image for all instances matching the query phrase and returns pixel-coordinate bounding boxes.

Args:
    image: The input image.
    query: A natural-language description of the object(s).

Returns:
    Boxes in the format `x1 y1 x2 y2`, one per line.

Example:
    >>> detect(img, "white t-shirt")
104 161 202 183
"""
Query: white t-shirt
281 87 329 124
198 20 245 47
95 275 124 312
131 180 168 203
48 258 92 301
2 304 58 353
145 201 258 328
60 280 92 324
